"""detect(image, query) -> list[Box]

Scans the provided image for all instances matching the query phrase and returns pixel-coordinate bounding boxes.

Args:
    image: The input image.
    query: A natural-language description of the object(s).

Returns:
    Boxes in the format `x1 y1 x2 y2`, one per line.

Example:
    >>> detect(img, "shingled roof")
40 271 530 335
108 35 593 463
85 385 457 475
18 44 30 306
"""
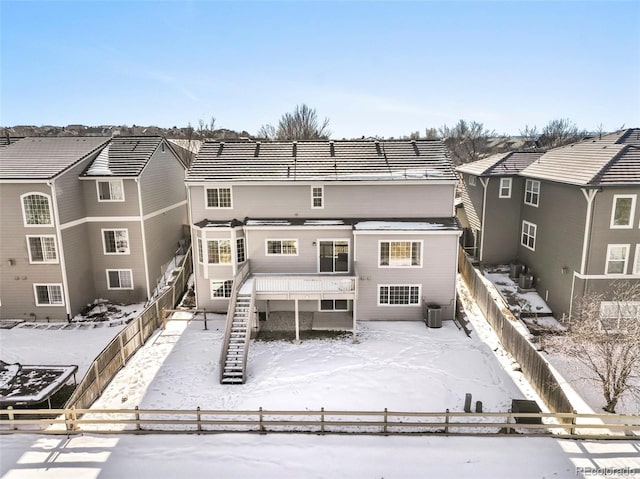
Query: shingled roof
81 136 165 177
521 128 640 186
0 137 108 180
186 139 457 182
456 151 544 177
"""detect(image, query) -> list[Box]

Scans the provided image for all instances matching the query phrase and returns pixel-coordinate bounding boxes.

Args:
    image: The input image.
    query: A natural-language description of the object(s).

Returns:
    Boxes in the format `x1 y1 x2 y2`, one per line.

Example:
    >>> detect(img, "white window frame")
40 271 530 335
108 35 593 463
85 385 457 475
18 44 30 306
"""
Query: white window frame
599 300 640 331
379 240 423 268
378 284 421 306
207 239 232 264
521 221 537 251
610 194 636 229
236 237 246 263
33 283 64 306
102 229 130 255
21 192 54 227
311 186 324 209
468 175 477 186
106 269 134 290
634 244 640 275
265 239 298 256
605 244 629 275
524 179 540 207
499 178 512 198
26 235 58 264
317 239 350 273
197 238 204 264
210 279 233 299
96 179 125 202
205 187 233 209
319 299 349 311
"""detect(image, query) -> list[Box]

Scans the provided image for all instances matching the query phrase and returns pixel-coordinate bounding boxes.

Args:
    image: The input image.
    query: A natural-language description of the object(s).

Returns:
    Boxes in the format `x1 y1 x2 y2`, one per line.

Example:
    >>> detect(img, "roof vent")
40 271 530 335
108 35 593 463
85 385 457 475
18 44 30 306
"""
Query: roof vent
254 142 260 157
329 140 335 157
292 142 297 157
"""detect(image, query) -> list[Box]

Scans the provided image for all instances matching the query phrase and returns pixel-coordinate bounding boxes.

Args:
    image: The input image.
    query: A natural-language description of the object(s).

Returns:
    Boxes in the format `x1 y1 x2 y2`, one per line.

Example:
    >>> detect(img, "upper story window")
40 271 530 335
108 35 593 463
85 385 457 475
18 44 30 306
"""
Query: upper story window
379 241 422 267
34 284 64 306
610 195 636 229
311 186 324 209
524 179 540 207
97 180 124 202
21 193 53 226
378 285 421 306
197 238 204 264
521 221 537 251
266 239 298 256
468 175 477 186
236 238 246 263
102 229 130 254
206 187 232 208
605 244 629 275
27 235 58 263
499 178 512 198
207 239 232 264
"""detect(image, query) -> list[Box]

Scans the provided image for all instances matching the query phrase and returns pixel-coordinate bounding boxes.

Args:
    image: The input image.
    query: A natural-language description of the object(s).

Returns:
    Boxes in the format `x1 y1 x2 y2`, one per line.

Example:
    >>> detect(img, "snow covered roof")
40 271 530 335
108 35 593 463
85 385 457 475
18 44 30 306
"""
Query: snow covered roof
353 219 460 231
82 136 166 177
194 217 460 231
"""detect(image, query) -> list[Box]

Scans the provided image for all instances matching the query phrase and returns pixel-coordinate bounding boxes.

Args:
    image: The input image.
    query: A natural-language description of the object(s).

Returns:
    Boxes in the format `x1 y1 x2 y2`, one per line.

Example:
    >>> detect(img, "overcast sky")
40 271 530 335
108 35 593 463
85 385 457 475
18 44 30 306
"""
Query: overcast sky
1 1 639 139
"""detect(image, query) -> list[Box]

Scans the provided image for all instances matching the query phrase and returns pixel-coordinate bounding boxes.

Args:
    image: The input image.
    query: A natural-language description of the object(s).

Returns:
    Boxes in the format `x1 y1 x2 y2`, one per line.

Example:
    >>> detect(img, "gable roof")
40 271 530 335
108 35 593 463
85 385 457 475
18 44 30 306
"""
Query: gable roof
521 128 640 186
0 137 109 180
81 136 166 177
456 151 544 177
186 139 457 182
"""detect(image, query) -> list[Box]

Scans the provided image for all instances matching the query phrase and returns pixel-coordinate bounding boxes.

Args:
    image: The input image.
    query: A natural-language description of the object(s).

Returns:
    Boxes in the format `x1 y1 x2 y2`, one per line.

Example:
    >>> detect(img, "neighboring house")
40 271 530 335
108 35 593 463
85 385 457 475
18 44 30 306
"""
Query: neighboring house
457 129 640 319
0 136 188 321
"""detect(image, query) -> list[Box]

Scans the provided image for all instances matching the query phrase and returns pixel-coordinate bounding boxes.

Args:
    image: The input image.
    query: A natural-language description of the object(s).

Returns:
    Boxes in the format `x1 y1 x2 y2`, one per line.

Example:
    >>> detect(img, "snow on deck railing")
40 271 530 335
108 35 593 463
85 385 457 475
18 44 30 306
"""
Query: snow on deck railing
254 275 357 295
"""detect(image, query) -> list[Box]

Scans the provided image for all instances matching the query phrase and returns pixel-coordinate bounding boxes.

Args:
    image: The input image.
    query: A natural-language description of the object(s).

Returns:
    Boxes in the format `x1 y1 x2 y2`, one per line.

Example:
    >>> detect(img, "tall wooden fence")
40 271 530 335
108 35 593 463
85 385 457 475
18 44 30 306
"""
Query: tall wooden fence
457 248 574 414
64 248 193 410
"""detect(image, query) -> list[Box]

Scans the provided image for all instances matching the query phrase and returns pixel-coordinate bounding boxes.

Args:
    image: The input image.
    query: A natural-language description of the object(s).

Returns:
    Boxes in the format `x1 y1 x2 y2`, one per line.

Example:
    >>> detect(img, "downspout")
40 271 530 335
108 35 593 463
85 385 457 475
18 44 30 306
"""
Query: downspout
479 177 490 263
49 180 72 319
135 178 152 300
186 182 199 309
571 188 598 317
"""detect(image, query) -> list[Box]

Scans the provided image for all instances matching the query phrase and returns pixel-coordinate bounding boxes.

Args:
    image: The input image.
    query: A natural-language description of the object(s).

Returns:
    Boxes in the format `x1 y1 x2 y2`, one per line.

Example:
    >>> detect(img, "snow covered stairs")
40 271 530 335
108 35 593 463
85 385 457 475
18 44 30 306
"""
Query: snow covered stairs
220 292 252 384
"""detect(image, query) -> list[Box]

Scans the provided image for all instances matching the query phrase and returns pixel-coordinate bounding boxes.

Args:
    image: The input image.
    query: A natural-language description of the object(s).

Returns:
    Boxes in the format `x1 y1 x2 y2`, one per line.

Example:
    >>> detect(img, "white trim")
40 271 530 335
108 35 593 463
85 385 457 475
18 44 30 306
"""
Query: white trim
311 185 324 209
101 228 130 255
610 194 636 229
49 182 71 316
605 244 630 275
317 238 350 273
524 179 540 207
580 188 598 275
353 229 461 236
244 225 352 231
204 186 233 209
378 240 423 268
635 244 640 275
318 299 350 312
265 239 299 256
96 179 125 202
499 177 512 198
573 271 640 280
521 220 537 251
135 179 152 299
236 237 246 264
186 179 459 187
197 238 204 264
377 284 421 306
20 192 54 227
210 279 233 299
26 235 59 264
142 200 188 221
479 177 490 262
33 283 65 306
106 269 134 290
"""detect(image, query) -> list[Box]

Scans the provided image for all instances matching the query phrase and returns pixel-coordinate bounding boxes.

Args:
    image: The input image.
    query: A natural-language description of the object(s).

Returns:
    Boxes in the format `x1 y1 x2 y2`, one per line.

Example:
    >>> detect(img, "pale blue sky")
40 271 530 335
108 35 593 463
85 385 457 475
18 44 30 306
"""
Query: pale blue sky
1 1 639 138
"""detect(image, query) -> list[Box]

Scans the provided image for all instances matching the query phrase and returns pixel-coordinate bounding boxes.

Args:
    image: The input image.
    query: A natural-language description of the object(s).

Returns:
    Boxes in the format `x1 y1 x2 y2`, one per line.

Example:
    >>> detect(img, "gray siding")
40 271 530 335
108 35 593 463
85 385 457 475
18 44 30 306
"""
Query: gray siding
144 206 188 291
81 178 140 218
55 157 94 224
140 143 186 214
61 223 96 315
189 183 455 222
482 177 525 264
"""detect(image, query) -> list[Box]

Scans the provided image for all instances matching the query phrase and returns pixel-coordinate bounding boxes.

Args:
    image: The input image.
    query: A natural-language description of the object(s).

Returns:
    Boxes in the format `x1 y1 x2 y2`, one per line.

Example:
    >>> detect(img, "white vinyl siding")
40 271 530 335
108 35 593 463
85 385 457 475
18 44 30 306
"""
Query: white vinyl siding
266 239 298 256
524 179 540 207
378 285 421 306
211 279 233 299
97 180 125 202
499 178 512 198
33 284 64 306
379 240 422 267
521 221 536 251
205 187 232 209
605 244 629 275
102 229 130 254
311 186 324 208
107 269 134 289
207 240 232 264
26 235 58 263
610 195 636 229
21 193 53 226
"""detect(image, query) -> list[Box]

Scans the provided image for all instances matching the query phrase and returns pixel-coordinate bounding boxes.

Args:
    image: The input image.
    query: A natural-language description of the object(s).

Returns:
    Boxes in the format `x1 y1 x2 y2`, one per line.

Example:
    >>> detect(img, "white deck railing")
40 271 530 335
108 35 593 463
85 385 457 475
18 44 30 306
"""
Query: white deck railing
254 275 357 296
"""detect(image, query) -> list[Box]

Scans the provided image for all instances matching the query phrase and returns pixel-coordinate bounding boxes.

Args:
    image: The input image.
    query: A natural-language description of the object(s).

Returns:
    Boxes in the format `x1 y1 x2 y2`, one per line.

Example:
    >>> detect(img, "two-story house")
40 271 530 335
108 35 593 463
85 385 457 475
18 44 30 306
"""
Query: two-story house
186 139 461 382
457 129 640 320
0 136 188 321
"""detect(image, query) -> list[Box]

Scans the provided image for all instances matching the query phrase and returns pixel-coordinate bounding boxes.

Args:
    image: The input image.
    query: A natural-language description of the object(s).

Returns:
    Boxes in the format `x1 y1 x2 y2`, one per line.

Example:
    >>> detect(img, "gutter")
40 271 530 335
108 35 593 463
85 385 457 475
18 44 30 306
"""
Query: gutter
479 177 490 262
48 180 72 319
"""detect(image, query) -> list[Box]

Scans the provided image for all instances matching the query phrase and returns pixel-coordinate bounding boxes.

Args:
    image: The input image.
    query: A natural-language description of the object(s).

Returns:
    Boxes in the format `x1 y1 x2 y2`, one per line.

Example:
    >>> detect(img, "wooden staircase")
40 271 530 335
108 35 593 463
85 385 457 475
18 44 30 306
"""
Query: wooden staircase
220 291 253 384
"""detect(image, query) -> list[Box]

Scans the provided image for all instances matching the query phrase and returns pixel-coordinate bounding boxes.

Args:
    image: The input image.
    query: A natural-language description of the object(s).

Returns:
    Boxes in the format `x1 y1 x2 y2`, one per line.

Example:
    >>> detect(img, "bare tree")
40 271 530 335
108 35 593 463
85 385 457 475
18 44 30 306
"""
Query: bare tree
539 118 585 148
556 282 640 413
424 128 440 140
519 125 539 142
276 104 331 140
439 119 496 165
256 124 277 140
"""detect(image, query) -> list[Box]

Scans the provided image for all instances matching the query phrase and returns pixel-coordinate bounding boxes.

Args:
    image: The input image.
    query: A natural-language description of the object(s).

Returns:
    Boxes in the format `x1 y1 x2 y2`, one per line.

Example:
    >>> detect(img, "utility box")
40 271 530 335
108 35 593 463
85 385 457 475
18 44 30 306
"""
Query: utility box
519 273 534 290
426 304 442 328
509 263 524 280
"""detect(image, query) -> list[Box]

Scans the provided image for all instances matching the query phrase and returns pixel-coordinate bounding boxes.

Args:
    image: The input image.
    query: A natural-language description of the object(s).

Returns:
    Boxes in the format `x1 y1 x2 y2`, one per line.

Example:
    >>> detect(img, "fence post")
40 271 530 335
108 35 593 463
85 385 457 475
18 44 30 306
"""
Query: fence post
137 316 144 346
506 409 512 435
259 407 265 434
71 406 78 431
135 406 141 431
444 409 449 434
162 308 167 330
320 407 325 435
93 362 102 393
7 406 15 430
570 409 577 436
383 408 388 435
203 309 208 330
197 406 202 432
118 334 126 366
